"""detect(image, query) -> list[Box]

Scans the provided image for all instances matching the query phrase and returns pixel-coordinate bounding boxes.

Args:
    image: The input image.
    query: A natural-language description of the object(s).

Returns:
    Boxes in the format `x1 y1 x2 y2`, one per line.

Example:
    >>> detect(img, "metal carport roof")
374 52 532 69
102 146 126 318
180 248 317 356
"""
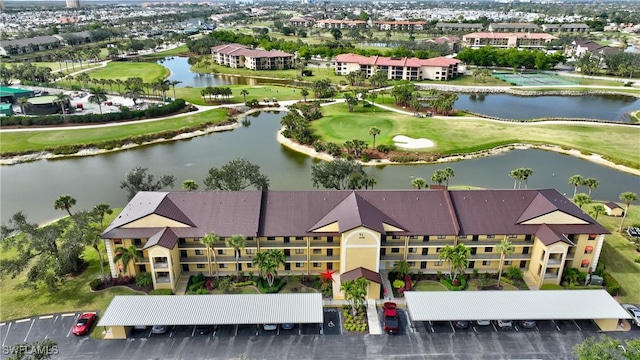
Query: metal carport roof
404 290 631 321
97 294 323 327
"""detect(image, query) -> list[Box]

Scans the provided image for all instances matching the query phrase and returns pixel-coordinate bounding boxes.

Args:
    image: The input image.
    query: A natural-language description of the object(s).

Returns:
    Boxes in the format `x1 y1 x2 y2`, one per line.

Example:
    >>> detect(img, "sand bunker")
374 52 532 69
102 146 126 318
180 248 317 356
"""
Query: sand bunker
392 135 435 149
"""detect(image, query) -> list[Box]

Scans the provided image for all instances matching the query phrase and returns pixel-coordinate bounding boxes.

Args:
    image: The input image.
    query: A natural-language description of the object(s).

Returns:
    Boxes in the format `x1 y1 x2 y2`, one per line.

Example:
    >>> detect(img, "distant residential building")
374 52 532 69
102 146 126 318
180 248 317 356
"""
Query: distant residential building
462 32 558 49
289 17 315 27
423 36 460 51
542 23 590 33
315 19 366 29
57 17 78 24
335 53 460 81
488 23 540 33
570 40 622 59
211 43 293 70
66 0 80 8
604 202 624 217
435 22 483 32
373 21 426 32
0 35 61 56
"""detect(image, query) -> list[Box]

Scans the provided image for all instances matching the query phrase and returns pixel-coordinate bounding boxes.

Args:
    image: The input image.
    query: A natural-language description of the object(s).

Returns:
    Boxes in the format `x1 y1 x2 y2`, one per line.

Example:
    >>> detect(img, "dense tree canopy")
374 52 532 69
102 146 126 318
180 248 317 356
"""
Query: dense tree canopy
120 167 176 200
456 47 566 70
203 158 269 191
310 159 373 190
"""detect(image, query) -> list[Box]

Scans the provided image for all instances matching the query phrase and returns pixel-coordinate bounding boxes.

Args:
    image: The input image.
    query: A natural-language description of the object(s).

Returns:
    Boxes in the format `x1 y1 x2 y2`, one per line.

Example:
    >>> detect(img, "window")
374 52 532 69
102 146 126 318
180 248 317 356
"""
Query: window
246 249 255 255
195 250 203 255
177 238 185 243
313 262 321 268
486 235 495 239
328 263 333 270
134 238 142 246
246 237 253 241
391 248 400 253
420 262 427 269
482 261 491 266
296 263 304 268
391 235 401 240
504 260 512 265
313 249 321 255
508 235 518 239
436 247 442 253
196 264 205 269
437 235 446 240
435 261 443 266
485 247 492 253
113 239 122 245
327 237 334 243
409 248 416 253
588 234 597 241
409 236 419 240
218 249 225 255
193 237 200 242
246 263 253 268
523 247 530 255
219 264 227 268
295 249 304 255
295 236 304 240
408 262 416 267
458 235 467 240
267 236 276 241
313 236 320 240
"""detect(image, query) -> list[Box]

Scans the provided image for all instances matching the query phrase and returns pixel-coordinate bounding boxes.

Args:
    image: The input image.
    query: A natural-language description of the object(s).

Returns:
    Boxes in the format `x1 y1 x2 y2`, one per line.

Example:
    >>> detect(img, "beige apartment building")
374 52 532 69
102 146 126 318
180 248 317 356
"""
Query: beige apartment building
210 43 293 70
102 189 607 296
334 53 460 81
462 32 558 49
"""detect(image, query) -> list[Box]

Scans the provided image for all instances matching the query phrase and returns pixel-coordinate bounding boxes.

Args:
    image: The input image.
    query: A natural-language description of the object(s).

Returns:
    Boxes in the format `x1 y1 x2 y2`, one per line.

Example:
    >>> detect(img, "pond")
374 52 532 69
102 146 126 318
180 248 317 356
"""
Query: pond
1 111 638 225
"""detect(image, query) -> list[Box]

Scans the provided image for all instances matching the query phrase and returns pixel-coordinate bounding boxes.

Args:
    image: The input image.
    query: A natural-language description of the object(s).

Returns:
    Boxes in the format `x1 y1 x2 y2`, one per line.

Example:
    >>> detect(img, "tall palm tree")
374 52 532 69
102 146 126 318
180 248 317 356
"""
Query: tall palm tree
53 195 76 216
573 193 591 209
88 86 107 114
444 167 455 186
240 89 249 103
54 92 69 119
411 177 427 189
300 88 309 102
252 251 268 278
392 260 410 278
365 177 377 190
113 245 142 275
509 168 523 189
496 239 514 288
93 203 113 230
520 168 533 189
124 84 144 106
369 127 381 149
253 249 286 286
589 204 606 220
438 244 470 281
182 180 199 191
202 232 222 278
170 80 181 100
618 192 638 232
584 178 599 196
569 174 585 197
226 234 246 279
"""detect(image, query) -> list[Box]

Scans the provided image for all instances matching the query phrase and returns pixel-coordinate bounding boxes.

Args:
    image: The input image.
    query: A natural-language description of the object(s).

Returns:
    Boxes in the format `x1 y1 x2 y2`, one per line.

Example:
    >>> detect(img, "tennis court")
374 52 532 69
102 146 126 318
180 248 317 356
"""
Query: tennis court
493 72 578 86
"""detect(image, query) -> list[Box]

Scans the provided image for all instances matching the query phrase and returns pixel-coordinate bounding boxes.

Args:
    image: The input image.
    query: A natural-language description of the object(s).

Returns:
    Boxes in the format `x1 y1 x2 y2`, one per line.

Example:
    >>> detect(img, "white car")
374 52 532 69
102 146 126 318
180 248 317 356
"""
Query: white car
622 304 640 326
263 324 277 331
476 320 491 326
497 320 513 328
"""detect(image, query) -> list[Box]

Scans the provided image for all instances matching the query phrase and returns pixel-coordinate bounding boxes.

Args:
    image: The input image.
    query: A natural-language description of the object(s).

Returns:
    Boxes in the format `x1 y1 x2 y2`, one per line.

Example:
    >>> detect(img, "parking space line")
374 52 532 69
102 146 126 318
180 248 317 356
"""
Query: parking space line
491 322 498 332
67 314 80 337
572 320 582 331
61 313 76 317
234 324 238 337
0 323 6 326
1 323 12 347
552 320 561 331
23 319 36 342
191 326 196 337
15 319 31 323
39 315 54 319
448 321 456 333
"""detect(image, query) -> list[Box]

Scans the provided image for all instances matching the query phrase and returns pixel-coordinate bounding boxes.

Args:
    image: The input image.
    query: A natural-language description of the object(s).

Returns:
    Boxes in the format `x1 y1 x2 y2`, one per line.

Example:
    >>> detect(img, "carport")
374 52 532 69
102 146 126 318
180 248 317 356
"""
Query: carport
404 289 631 332
97 293 323 339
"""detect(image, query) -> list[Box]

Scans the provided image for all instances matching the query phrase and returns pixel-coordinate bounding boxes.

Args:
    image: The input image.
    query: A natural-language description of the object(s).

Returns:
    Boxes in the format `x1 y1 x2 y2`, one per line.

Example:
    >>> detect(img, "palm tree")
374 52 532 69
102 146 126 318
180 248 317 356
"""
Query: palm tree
368 127 381 149
124 84 145 106
17 97 30 114
520 168 533 189
438 244 470 281
93 203 113 230
53 195 76 216
509 168 523 189
182 180 199 191
341 278 369 315
113 245 142 275
88 233 107 280
54 92 69 119
226 234 246 279
392 260 410 278
569 174 585 197
253 249 286 287
573 193 591 209
496 239 514 288
443 167 455 187
202 232 222 278
365 177 377 190
584 178 599 196
169 80 181 100
411 177 427 189
618 192 638 232
240 89 249 103
431 170 446 185
300 88 309 102
88 86 107 114
589 204 606 220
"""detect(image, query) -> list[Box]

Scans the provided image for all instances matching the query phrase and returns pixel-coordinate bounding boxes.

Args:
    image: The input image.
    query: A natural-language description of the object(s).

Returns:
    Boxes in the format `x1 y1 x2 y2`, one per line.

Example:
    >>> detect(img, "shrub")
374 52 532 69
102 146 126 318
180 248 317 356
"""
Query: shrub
205 278 217 291
193 272 205 284
89 278 103 291
500 277 515 285
389 154 420 163
603 272 621 296
150 289 173 295
232 280 256 287
189 281 205 292
505 266 523 280
195 288 210 294
257 277 286 293
136 272 153 287
635 257 640 264
392 279 405 289
440 277 467 290
312 141 325 152
360 154 370 162
540 284 563 290
324 142 341 156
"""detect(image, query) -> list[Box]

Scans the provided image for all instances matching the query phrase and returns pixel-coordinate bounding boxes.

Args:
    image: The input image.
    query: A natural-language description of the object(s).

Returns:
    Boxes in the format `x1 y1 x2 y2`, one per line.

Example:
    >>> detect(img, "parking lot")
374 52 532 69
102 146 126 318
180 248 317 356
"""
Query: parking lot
0 312 90 348
377 307 413 335
416 319 603 334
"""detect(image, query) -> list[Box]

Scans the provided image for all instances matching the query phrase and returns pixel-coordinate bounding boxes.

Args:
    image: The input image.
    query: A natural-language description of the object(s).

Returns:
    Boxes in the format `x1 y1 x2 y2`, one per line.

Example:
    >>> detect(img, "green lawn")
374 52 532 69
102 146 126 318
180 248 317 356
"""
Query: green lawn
584 202 640 303
310 103 640 169
414 280 448 291
175 85 304 106
140 45 190 59
0 108 228 154
445 75 510 86
466 279 519 291
0 210 142 322
82 62 169 83
191 62 345 85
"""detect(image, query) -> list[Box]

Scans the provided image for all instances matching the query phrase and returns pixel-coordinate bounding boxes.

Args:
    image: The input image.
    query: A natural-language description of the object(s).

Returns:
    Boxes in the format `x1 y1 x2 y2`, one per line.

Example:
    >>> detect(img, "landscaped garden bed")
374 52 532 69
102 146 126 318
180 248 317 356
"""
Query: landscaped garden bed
341 305 368 333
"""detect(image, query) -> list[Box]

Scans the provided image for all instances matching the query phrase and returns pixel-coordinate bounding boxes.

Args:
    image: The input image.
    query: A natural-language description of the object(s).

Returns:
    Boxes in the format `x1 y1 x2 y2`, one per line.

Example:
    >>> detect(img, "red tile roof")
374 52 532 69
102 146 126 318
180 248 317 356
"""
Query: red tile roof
335 53 460 68
211 43 292 58
144 228 180 250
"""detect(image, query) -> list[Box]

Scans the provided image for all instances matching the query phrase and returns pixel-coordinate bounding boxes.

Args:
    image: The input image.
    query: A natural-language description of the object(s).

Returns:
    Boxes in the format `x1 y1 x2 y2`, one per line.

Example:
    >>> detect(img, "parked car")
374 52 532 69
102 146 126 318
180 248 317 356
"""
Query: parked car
281 323 295 330
196 326 211 335
622 304 640 326
263 324 277 331
475 320 491 326
133 325 148 332
497 320 513 328
383 302 399 334
151 325 169 334
520 320 536 329
453 321 469 329
72 313 96 336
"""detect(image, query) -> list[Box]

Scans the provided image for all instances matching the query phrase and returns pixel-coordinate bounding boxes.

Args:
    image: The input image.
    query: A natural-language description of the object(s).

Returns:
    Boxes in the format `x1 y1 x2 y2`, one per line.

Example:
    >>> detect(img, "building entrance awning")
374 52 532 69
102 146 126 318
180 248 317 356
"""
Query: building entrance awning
97 293 323 327
404 290 631 322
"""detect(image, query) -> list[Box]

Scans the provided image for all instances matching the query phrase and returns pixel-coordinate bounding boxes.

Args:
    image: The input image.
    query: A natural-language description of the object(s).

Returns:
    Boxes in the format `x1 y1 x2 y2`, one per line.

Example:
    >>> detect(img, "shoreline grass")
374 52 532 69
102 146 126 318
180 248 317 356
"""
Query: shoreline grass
175 85 303 106
310 103 640 170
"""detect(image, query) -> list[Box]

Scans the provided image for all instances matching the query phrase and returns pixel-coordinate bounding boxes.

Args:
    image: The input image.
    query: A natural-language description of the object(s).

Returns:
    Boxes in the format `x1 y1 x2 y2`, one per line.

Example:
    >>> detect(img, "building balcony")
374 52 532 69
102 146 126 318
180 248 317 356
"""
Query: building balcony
546 258 563 266
544 273 559 280
308 255 340 261
153 262 169 268
309 242 341 248
180 256 209 263
406 254 441 261
284 255 308 262
380 254 405 261
177 243 207 249
408 239 454 246
260 242 308 248
155 277 171 284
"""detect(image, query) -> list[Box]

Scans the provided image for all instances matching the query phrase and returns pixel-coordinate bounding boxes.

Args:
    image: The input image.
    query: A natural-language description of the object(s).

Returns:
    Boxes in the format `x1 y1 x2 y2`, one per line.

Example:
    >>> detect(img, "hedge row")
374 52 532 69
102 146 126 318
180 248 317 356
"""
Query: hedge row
150 289 173 295
603 272 621 296
1 99 186 127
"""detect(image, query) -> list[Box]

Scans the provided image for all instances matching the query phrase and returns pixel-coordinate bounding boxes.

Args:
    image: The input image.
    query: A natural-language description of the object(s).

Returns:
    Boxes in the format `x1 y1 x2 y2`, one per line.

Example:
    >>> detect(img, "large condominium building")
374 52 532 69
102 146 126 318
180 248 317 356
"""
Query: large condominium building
335 53 460 81
102 189 607 297
66 0 80 8
373 21 426 32
435 22 483 32
488 23 540 33
315 19 366 29
462 32 558 49
210 43 293 70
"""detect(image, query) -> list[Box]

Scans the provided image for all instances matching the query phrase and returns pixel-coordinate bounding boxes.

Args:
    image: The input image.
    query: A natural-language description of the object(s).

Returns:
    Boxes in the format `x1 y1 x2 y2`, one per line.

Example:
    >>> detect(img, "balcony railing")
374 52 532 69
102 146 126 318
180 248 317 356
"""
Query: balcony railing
308 255 340 261
547 258 563 266
155 277 171 284
260 242 308 248
544 273 559 280
380 254 404 261
153 262 169 268
309 242 341 248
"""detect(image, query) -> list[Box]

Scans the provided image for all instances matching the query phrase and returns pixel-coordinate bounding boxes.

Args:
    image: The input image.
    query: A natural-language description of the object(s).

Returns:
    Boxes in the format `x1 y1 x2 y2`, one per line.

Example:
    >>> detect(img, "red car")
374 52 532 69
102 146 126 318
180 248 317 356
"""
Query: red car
72 313 96 336
383 302 399 334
